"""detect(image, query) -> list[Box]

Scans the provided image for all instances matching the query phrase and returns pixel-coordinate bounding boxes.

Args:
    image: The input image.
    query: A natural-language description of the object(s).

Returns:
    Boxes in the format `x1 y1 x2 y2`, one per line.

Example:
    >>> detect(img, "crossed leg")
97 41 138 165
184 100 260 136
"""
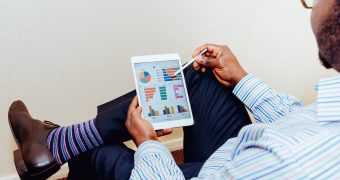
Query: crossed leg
67 65 251 179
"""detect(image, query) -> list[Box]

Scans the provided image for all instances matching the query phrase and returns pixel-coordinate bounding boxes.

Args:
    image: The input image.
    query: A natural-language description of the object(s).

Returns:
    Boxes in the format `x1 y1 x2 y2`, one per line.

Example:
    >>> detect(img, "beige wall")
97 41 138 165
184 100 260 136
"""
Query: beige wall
0 0 337 177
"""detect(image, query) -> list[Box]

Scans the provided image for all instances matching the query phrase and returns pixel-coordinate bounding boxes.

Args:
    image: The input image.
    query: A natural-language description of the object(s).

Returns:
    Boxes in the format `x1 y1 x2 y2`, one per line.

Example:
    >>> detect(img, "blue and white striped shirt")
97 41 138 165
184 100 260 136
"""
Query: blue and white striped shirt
130 74 340 179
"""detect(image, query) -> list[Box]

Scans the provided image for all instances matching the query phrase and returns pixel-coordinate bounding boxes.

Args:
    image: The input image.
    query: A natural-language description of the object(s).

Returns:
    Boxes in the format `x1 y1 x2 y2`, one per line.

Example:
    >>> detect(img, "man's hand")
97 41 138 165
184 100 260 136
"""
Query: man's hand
125 96 172 147
193 44 248 87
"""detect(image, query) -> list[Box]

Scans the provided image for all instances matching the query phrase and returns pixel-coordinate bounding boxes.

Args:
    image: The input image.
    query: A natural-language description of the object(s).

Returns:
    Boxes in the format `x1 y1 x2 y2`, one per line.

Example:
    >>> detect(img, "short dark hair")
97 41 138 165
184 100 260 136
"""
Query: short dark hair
317 0 340 70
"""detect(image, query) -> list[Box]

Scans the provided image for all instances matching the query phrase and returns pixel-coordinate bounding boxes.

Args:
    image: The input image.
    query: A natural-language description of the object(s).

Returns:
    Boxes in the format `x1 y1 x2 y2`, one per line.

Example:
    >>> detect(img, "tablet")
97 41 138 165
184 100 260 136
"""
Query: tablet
131 54 194 130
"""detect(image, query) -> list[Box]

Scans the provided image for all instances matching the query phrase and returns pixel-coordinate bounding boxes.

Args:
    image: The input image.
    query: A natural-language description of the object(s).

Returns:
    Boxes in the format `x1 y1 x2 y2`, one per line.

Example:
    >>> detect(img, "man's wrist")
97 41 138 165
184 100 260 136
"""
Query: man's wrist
232 74 272 110
135 136 158 147
233 70 248 86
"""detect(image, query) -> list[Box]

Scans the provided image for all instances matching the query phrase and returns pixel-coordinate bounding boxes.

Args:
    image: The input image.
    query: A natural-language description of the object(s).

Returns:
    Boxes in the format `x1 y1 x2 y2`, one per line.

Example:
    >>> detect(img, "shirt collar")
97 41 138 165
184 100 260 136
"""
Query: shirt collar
317 75 340 124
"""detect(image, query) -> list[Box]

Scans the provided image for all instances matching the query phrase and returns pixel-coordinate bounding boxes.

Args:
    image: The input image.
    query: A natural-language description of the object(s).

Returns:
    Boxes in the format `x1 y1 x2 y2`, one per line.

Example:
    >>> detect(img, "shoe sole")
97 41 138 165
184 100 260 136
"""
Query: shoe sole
13 149 31 179
14 149 60 180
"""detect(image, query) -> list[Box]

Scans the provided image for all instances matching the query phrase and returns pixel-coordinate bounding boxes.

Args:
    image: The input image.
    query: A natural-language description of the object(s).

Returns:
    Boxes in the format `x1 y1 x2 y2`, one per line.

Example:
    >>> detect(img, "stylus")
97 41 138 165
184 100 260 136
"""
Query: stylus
173 49 208 76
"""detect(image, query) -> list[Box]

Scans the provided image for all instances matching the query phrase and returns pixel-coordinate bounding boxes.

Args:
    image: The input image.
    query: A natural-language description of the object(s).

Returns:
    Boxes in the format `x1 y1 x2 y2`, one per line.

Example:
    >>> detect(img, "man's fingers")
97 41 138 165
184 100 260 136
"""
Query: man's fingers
163 128 173 135
211 48 221 58
156 130 164 136
131 106 143 120
193 45 209 57
128 96 139 113
156 128 173 137
195 56 219 68
213 71 232 87
192 44 221 58
193 62 201 71
201 66 206 73
131 96 139 107
215 49 223 59
136 106 143 115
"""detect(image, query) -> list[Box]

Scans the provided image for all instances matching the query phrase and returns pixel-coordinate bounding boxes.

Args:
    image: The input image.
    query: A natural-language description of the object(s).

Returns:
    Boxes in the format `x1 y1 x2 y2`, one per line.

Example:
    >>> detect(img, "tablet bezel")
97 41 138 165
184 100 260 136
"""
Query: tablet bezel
131 53 194 130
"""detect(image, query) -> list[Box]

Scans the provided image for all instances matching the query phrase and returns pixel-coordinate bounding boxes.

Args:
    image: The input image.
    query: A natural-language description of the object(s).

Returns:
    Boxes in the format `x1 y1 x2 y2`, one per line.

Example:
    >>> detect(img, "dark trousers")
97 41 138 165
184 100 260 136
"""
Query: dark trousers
67 66 251 180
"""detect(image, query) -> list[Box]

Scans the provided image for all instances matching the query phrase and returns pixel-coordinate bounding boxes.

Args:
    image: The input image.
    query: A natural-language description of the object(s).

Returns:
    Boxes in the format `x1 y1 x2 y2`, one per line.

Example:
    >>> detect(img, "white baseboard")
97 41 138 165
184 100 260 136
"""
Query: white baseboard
48 164 69 180
0 138 183 180
0 175 19 180
163 137 183 151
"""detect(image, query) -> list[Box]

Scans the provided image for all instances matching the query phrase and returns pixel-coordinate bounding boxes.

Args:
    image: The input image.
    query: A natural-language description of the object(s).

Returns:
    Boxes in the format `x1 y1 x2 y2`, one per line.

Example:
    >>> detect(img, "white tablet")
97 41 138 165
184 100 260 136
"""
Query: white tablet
131 53 194 130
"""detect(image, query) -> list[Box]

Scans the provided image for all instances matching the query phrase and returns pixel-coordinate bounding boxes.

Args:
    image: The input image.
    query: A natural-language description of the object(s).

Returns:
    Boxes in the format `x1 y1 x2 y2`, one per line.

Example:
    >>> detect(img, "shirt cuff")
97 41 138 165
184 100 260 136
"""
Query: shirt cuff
232 74 271 109
134 140 173 164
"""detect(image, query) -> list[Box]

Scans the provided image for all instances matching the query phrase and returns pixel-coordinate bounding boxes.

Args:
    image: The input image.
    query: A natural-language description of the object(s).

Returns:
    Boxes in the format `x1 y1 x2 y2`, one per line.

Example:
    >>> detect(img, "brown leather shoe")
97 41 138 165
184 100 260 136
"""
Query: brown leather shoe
8 100 61 179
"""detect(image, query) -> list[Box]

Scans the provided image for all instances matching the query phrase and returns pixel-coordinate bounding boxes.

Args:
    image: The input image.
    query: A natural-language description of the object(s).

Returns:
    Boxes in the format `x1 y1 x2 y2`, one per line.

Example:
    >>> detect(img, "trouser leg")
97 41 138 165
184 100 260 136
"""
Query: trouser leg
90 144 135 180
68 144 135 180
68 144 204 180
67 148 97 180
183 66 251 163
94 90 136 144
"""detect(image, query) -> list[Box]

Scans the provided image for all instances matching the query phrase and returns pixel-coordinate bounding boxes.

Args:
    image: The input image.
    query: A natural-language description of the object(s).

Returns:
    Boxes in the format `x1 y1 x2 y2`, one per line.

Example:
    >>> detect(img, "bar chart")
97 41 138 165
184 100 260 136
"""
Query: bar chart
144 87 156 102
162 68 181 81
159 86 167 100
148 106 160 117
148 105 189 117
173 84 184 99
177 105 188 113
163 106 175 115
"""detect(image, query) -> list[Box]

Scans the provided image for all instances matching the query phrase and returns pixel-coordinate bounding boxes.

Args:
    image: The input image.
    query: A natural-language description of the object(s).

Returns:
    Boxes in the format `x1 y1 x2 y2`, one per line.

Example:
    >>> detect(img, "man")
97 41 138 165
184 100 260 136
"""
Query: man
8 0 339 179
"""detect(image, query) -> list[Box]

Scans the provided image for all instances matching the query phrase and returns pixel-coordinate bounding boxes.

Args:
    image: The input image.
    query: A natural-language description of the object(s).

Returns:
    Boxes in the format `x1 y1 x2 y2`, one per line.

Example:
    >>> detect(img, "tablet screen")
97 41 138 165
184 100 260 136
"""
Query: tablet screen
134 60 192 123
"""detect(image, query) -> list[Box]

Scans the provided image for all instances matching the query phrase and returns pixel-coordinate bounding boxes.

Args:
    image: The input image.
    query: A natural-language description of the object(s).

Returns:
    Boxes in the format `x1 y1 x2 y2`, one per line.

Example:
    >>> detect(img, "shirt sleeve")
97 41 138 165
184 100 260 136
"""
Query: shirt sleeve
204 142 307 179
130 140 185 180
232 74 303 123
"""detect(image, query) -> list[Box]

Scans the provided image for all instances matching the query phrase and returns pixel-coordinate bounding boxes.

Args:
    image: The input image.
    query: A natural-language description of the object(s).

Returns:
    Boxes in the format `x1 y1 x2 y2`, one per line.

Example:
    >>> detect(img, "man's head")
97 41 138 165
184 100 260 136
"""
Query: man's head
311 0 340 71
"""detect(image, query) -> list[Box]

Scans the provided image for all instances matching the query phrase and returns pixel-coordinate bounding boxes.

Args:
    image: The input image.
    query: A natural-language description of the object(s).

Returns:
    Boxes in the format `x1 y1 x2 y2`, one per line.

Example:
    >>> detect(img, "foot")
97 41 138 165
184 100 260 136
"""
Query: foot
8 100 60 179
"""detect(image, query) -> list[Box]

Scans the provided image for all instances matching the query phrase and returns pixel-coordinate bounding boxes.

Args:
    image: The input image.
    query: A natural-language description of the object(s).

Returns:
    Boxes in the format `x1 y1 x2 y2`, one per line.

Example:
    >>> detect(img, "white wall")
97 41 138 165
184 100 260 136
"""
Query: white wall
0 0 337 177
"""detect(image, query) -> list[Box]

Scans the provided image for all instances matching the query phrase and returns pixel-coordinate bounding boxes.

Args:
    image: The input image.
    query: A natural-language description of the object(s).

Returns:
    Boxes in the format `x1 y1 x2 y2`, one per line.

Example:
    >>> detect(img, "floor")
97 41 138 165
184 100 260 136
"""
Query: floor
172 149 184 164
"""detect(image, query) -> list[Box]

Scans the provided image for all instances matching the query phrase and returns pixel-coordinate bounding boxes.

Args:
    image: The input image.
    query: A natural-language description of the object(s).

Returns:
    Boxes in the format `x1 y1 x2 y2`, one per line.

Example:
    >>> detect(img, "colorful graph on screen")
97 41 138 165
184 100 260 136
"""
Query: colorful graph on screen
173 84 184 99
134 60 192 123
163 106 175 115
139 71 151 83
162 68 181 81
177 105 188 113
144 87 156 102
159 86 167 100
148 106 160 117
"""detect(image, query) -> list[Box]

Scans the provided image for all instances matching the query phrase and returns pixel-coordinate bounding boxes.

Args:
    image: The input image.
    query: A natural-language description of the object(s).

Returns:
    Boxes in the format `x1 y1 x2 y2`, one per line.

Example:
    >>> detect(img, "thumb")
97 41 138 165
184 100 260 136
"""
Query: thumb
136 106 142 113
213 70 233 87
131 106 143 120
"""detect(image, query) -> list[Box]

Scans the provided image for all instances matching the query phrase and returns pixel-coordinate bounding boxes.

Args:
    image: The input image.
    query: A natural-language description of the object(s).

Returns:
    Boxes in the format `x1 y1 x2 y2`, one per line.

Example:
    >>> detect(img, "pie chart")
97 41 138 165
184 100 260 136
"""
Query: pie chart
139 71 151 83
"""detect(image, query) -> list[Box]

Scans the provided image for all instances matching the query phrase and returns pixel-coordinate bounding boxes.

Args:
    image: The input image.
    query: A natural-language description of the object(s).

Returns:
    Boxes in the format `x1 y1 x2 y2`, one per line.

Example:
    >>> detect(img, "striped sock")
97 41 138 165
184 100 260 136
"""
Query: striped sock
46 119 104 165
